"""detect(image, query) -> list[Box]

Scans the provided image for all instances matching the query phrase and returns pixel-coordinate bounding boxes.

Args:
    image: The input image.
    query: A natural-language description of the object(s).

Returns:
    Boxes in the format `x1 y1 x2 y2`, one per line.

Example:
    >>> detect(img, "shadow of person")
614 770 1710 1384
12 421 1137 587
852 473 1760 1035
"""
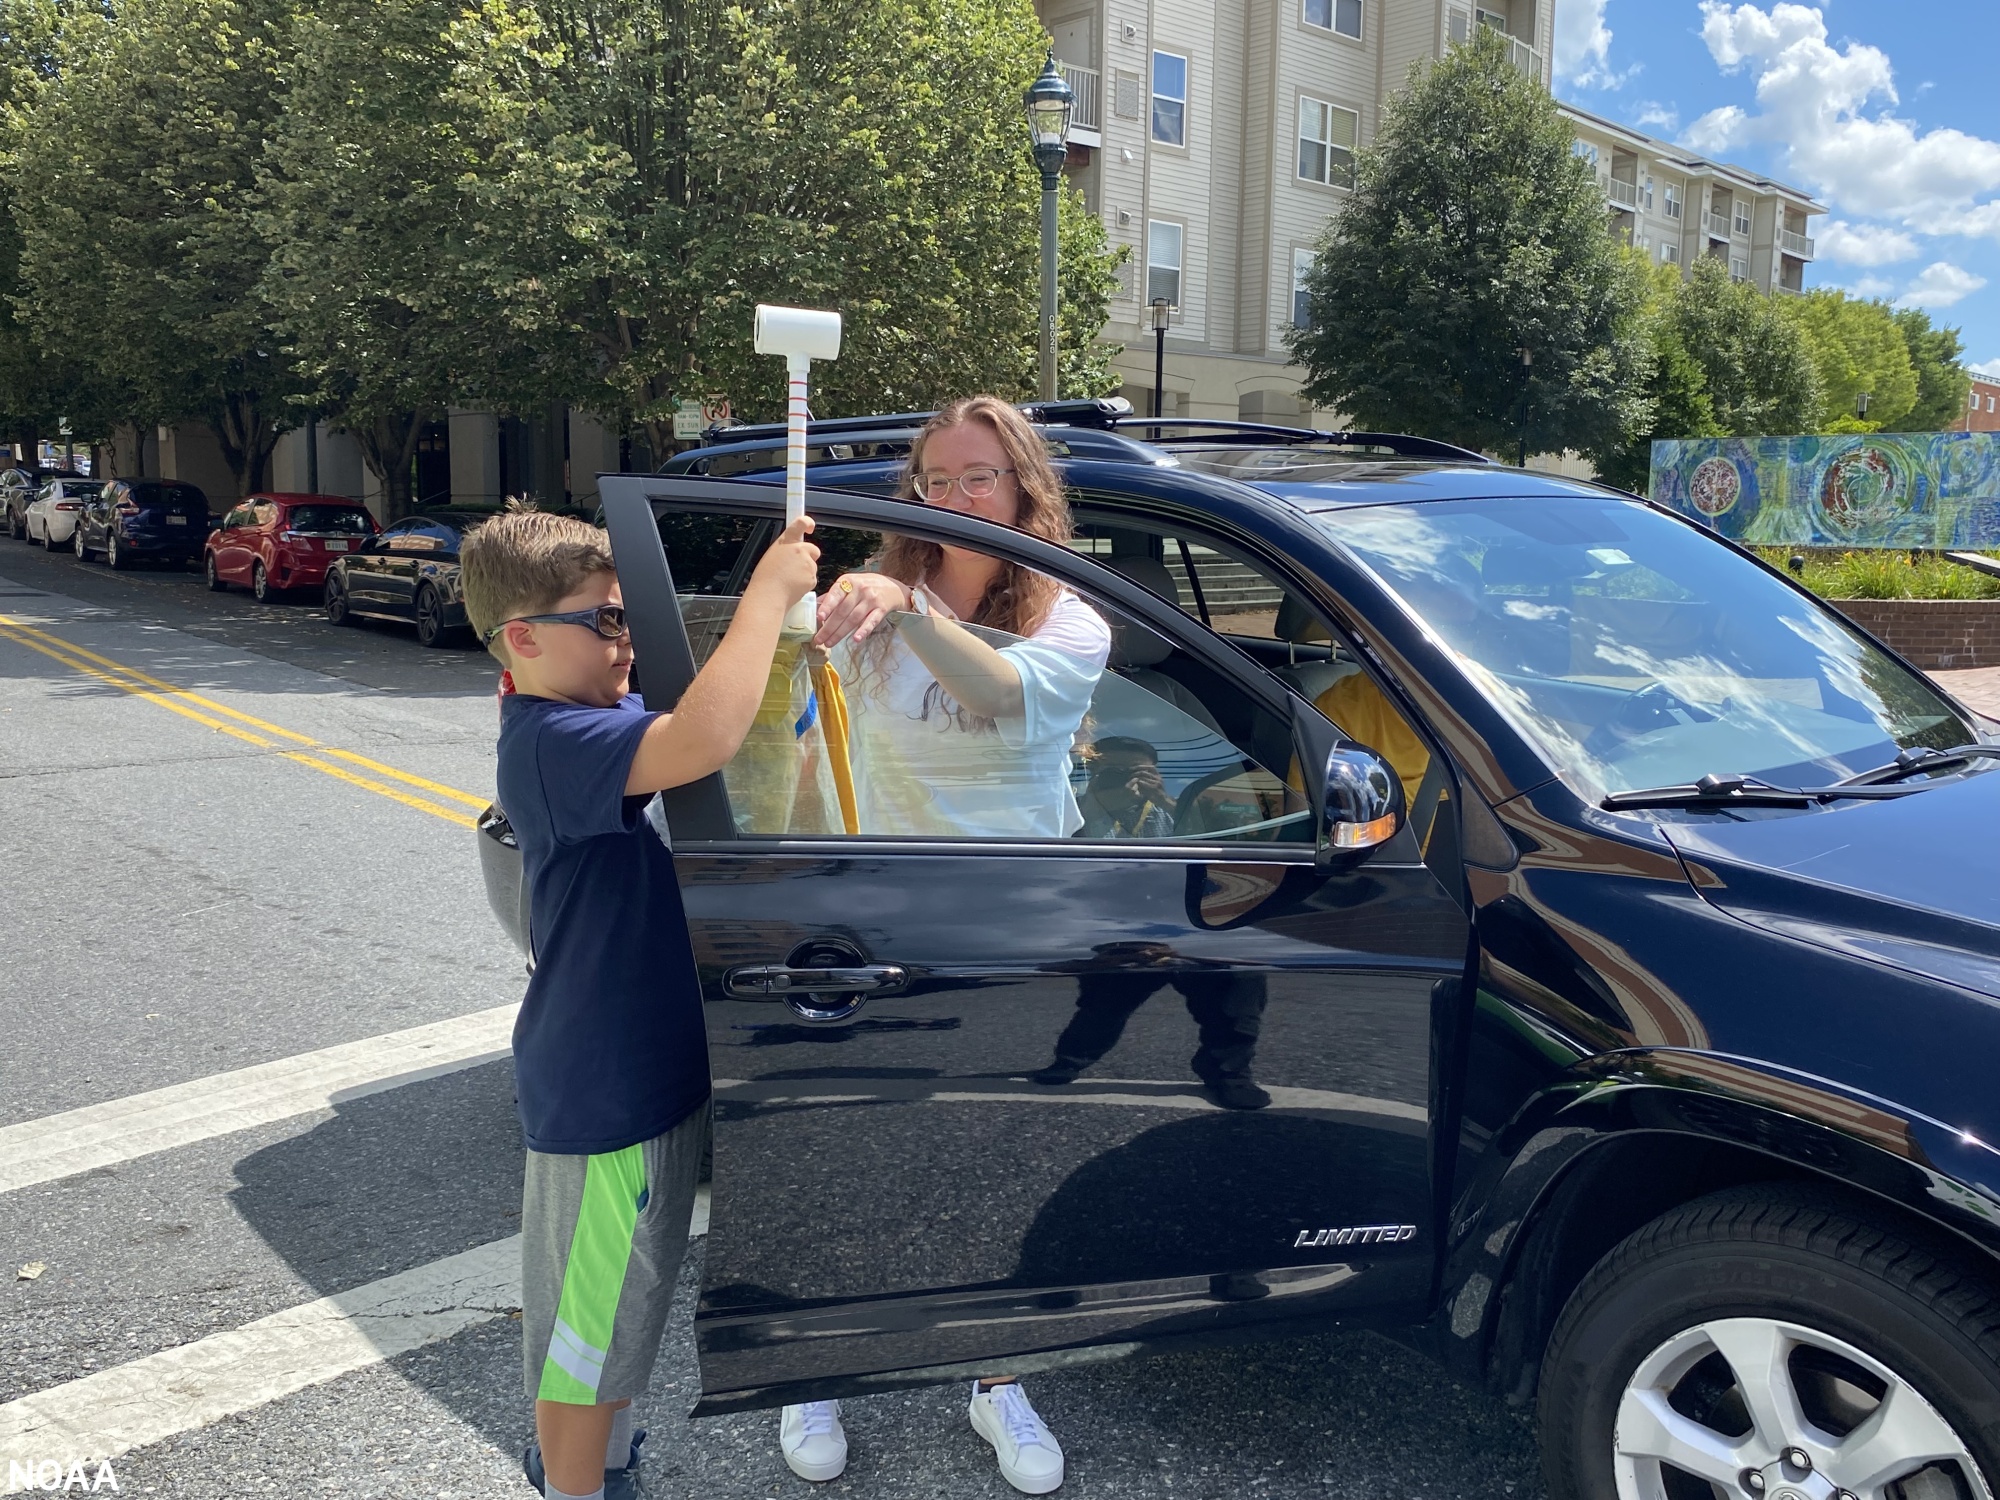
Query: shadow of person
1031 942 1272 1110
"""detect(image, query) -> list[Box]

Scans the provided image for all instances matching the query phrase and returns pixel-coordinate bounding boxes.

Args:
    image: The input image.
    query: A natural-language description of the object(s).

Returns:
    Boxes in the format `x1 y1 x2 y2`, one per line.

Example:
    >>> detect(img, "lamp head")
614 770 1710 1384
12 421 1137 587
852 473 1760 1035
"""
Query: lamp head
753 304 843 362
1150 297 1173 333
1024 51 1074 172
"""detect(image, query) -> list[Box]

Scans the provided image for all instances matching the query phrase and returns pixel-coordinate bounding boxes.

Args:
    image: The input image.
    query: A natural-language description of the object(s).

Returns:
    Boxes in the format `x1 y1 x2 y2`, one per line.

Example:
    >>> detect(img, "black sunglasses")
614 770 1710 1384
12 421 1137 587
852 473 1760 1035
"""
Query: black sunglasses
484 603 628 645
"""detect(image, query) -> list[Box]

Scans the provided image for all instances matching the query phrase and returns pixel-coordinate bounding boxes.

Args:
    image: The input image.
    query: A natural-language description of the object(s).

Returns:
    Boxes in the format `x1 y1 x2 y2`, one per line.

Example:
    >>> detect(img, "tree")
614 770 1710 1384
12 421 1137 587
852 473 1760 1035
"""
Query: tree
1892 307 1971 432
1670 255 1820 438
1585 257 1719 493
1285 27 1649 459
1786 289 1917 431
10 0 300 496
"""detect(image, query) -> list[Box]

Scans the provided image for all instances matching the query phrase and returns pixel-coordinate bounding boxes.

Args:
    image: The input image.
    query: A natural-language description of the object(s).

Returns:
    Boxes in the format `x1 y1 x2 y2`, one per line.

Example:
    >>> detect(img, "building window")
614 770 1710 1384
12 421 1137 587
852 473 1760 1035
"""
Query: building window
1151 51 1187 146
1148 220 1183 308
1642 175 1655 213
1660 242 1680 265
1298 97 1359 188
1573 140 1599 170
1734 204 1752 236
1663 183 1682 220
1291 247 1315 329
1304 0 1362 39
1729 255 1749 282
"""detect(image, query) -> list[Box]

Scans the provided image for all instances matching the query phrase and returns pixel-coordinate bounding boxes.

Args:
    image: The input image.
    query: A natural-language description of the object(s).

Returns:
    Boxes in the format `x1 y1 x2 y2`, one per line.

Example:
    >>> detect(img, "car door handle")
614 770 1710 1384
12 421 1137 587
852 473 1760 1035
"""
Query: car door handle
723 964 908 998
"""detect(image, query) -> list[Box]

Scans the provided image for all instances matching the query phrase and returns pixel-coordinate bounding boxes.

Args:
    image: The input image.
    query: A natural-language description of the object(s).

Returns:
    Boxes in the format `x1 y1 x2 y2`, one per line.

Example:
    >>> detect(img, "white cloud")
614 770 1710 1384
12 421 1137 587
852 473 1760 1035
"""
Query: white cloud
1692 3 2000 232
1895 262 1988 309
1817 220 1918 267
1554 0 1619 88
1972 357 2000 379
1846 276 1896 300
1634 101 1680 133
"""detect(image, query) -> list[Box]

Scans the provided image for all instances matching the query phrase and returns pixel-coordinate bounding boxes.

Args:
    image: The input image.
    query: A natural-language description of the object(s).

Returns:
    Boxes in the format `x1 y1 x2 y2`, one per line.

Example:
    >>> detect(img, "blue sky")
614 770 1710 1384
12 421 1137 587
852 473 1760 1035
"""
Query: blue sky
1553 2 2000 376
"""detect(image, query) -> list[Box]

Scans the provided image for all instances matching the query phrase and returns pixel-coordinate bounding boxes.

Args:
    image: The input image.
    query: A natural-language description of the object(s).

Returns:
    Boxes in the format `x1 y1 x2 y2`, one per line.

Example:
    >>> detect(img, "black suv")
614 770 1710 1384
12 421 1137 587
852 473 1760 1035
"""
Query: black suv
481 403 2000 1499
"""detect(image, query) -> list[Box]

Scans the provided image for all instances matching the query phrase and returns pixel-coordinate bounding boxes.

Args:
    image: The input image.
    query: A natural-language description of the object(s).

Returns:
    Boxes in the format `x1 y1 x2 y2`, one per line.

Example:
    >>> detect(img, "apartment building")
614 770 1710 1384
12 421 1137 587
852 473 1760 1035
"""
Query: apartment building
1038 0 1820 422
1957 374 2000 434
1562 102 1822 298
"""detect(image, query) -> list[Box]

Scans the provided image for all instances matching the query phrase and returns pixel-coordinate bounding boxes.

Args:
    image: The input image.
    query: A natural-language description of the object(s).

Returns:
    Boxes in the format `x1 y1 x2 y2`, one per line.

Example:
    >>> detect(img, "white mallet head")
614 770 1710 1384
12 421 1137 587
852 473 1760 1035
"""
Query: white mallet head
754 304 843 363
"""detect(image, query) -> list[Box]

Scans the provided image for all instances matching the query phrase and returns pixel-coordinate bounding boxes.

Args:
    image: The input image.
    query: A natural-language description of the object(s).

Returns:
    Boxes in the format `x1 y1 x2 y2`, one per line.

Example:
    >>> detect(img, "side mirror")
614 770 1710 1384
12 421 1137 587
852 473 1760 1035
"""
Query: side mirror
1318 746 1402 866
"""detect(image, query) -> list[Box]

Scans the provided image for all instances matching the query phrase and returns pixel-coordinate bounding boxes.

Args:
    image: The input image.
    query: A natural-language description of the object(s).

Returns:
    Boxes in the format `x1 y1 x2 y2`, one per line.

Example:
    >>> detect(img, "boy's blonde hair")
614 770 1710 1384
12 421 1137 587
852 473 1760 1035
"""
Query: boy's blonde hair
459 507 616 658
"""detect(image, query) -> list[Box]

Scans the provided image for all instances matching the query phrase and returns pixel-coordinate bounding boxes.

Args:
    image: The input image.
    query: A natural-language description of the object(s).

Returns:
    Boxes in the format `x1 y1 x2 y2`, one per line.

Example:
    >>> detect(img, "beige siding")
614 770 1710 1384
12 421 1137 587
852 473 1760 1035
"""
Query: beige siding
1235 0 1280 354
1208 0 1248 354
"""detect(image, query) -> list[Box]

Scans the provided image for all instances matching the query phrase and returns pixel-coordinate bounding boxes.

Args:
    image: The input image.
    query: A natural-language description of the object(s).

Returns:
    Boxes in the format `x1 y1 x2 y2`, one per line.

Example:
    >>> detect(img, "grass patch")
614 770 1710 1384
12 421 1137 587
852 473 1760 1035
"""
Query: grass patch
1752 548 2000 600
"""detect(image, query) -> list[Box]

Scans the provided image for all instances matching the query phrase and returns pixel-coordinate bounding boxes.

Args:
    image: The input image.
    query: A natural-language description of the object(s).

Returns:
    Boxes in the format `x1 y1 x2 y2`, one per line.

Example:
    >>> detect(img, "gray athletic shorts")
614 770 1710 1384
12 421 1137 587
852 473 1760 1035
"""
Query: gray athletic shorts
521 1105 707 1404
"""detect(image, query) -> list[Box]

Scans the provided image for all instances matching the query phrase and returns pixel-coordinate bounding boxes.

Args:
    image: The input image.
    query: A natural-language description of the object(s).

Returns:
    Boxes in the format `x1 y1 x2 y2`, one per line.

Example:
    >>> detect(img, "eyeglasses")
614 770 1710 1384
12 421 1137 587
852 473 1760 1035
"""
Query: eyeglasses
484 603 628 645
914 467 1014 502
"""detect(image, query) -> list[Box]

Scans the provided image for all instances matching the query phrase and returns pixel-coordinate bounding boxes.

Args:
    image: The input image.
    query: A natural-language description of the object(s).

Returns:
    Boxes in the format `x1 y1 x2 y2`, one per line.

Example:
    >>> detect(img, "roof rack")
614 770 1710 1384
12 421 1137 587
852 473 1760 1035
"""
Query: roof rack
696 396 1137 446
1106 419 1489 462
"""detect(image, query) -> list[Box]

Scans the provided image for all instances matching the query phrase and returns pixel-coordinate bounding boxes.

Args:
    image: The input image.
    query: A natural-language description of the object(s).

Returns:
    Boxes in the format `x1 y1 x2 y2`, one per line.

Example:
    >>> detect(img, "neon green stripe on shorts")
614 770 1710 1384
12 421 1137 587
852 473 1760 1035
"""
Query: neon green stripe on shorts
537 1141 645 1403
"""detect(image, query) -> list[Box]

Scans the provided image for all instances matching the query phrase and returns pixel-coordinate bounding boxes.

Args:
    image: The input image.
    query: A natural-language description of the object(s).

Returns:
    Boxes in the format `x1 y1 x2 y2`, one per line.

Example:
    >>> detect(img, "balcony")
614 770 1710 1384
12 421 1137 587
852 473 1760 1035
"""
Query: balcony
1607 177 1638 209
1505 35 1544 81
1781 229 1815 259
1061 62 1101 141
1706 211 1734 238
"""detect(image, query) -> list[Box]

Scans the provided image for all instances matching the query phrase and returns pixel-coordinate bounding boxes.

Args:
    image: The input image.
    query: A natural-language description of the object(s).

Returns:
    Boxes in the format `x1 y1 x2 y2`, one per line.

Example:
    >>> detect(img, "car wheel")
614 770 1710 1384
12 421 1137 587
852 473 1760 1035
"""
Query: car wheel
205 553 227 591
324 573 357 626
1537 1186 2000 1500
74 524 90 561
43 523 61 552
414 584 451 648
106 531 126 570
252 561 274 602
9 509 24 540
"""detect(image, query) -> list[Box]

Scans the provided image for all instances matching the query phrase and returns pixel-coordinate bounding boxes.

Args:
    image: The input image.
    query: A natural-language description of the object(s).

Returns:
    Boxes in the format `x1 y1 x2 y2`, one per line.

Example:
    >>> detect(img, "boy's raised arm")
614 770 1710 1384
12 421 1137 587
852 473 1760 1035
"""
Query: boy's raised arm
624 516 819 796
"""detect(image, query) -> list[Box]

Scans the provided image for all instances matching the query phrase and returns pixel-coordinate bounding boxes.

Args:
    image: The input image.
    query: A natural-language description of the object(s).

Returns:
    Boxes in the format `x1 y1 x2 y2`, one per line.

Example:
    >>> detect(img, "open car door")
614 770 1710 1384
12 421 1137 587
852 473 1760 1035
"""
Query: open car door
598 474 1472 1413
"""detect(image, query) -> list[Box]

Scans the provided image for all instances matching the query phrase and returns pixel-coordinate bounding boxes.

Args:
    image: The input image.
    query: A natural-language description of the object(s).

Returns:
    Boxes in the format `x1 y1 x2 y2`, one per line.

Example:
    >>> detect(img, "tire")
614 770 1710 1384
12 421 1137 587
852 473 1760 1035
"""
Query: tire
205 553 227 591
43 523 61 552
106 531 127 570
252 561 275 602
324 574 355 626
74 523 90 561
414 583 451 648
8 508 23 540
1537 1186 2000 1500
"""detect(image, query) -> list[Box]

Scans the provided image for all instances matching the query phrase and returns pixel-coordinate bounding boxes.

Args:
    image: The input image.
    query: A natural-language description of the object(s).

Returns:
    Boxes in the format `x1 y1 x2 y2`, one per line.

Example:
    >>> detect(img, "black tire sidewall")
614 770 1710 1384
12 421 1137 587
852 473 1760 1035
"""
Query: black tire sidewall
253 563 268 601
325 577 347 623
1541 1232 2000 1499
416 586 441 646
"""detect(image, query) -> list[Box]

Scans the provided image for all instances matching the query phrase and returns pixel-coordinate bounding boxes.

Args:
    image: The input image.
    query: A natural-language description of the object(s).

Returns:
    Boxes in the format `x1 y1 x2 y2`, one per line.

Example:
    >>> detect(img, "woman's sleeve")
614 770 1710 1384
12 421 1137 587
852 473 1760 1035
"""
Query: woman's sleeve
994 593 1112 751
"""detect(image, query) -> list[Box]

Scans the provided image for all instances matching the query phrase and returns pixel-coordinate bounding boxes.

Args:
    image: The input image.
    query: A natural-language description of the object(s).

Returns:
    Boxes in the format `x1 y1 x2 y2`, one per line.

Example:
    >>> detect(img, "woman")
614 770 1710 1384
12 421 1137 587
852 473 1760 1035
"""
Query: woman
778 397 1105 1496
811 394 1111 841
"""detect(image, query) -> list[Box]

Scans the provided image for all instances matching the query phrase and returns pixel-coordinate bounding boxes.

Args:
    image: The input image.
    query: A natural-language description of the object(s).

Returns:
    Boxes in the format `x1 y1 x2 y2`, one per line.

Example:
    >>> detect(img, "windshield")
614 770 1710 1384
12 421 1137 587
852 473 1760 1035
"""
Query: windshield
287 505 372 534
1321 496 1978 799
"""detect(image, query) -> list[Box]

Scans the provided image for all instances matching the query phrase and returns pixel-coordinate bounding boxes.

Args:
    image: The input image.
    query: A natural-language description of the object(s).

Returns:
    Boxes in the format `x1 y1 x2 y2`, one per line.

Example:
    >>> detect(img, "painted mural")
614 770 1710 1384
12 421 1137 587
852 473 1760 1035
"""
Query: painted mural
1649 432 2000 548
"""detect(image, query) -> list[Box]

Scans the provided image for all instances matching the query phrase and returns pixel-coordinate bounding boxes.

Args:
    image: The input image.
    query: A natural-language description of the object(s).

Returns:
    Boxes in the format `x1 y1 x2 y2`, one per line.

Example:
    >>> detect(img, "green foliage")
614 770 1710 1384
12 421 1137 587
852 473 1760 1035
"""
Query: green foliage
1892 306 1972 432
1670 255 1821 438
9 0 300 492
1586 256 1719 492
1755 547 2000 601
1285 28 1650 460
1786 288 1917 430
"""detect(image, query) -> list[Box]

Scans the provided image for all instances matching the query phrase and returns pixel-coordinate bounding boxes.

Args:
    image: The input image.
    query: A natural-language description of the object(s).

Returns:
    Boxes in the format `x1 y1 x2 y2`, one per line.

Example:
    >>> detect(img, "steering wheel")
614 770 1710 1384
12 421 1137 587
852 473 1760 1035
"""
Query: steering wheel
1585 681 1715 756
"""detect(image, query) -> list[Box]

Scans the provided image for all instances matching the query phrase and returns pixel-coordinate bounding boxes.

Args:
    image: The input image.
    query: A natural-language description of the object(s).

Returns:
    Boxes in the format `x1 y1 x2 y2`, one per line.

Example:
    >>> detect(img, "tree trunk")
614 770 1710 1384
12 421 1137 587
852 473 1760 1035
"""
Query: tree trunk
353 411 424 523
209 393 283 500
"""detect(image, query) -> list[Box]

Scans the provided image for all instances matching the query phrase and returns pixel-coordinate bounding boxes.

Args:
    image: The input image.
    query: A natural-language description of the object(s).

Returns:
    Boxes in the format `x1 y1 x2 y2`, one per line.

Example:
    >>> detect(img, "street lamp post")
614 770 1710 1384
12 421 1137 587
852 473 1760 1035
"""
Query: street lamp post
1150 297 1172 420
1024 52 1074 402
1516 347 1534 468
1857 391 1872 423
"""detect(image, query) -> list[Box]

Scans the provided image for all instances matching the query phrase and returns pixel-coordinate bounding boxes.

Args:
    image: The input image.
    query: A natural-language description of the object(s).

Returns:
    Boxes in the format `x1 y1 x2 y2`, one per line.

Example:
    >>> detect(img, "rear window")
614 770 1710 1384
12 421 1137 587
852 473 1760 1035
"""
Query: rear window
130 483 205 510
287 505 373 534
58 479 99 496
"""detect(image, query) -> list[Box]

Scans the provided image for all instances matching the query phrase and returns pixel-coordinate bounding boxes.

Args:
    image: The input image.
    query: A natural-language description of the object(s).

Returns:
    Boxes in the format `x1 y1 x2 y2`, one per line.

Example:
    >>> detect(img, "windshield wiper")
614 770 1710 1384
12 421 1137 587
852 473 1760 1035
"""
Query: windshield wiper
1601 770 1931 812
1831 743 2000 788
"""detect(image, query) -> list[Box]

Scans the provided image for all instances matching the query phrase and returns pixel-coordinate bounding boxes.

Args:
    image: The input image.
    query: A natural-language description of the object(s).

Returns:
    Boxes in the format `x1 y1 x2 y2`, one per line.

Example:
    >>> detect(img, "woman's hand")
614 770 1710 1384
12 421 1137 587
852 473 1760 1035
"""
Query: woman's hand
814 571 912 648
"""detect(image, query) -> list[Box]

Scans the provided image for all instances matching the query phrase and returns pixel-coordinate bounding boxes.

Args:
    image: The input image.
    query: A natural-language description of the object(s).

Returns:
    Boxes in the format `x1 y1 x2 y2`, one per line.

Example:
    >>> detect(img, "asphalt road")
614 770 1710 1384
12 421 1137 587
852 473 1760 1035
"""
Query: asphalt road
0 537 1547 1499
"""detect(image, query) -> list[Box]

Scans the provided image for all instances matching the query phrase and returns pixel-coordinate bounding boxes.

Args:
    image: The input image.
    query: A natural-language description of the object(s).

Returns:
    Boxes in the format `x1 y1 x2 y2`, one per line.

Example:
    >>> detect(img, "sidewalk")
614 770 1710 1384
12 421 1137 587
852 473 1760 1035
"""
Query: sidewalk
1932 665 2000 722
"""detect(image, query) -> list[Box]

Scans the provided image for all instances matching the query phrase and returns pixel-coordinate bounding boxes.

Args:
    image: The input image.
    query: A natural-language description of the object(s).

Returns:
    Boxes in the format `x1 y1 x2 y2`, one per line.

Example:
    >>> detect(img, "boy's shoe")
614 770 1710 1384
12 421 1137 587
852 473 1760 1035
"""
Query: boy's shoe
523 1430 646 1499
780 1400 849 1482
968 1381 1064 1494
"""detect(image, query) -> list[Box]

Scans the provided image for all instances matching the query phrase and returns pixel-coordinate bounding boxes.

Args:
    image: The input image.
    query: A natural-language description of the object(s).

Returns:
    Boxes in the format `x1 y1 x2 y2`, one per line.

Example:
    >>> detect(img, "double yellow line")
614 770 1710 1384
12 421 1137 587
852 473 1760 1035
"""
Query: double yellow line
0 612 489 828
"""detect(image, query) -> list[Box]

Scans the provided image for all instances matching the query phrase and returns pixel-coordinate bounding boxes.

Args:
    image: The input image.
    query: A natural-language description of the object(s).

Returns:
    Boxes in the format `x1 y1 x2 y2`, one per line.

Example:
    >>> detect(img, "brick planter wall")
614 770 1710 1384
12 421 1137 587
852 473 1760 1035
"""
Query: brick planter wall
1829 599 2000 669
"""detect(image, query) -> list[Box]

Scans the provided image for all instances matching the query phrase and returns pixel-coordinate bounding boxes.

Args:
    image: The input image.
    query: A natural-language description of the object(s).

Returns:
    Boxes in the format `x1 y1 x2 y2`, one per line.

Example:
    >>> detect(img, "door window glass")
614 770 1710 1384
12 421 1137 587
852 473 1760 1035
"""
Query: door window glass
673 519 1308 845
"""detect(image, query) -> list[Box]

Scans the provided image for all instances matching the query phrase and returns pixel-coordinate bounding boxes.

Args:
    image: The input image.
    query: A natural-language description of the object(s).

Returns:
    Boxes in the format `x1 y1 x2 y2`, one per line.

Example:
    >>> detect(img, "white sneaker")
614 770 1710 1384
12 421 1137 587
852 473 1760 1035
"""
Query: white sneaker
780 1400 848 1482
968 1381 1064 1494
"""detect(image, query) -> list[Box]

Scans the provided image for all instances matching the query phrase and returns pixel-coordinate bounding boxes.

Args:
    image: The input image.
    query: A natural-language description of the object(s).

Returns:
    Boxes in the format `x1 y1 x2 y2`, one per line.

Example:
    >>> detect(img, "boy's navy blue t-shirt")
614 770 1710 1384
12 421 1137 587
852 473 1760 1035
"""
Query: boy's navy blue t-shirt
496 691 708 1155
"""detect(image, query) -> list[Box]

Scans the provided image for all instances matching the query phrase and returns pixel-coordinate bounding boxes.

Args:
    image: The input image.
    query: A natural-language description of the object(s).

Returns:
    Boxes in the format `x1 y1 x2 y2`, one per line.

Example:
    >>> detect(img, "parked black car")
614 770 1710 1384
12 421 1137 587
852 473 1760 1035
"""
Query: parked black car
73 477 209 568
323 506 494 646
3 464 55 539
481 404 2000 1500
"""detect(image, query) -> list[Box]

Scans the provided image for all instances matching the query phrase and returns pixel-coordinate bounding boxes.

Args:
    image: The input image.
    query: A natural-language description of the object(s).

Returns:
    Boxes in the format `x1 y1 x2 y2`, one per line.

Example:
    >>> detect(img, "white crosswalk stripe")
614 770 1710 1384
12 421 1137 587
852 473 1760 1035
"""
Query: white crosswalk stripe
0 1004 518 1194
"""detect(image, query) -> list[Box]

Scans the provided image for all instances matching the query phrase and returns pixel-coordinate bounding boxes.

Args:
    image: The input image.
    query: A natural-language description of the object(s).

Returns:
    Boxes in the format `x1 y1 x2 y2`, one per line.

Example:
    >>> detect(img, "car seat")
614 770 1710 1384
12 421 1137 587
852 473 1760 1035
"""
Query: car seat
1100 555 1224 736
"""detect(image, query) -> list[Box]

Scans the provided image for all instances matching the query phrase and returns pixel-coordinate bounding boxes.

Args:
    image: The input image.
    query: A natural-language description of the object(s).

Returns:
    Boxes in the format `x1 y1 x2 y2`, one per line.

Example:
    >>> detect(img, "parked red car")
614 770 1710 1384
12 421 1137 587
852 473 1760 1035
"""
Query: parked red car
205 494 379 601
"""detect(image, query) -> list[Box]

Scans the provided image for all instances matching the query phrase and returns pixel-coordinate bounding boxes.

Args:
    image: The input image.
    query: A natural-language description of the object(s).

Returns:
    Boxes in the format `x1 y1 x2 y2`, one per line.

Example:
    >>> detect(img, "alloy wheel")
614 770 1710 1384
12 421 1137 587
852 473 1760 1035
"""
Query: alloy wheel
106 532 122 569
73 524 86 559
253 562 269 602
416 586 445 647
1614 1317 1991 1500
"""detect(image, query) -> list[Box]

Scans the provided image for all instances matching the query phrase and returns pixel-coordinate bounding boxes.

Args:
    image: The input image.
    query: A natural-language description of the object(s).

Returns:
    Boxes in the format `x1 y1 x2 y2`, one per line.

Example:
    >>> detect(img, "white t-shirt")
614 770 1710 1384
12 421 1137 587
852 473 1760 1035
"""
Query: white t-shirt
832 588 1111 837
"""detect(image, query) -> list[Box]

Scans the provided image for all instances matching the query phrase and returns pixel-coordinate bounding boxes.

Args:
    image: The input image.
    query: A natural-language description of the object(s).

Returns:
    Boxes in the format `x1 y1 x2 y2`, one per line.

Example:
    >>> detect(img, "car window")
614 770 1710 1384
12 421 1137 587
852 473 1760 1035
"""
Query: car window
286 504 372 534
1322 497 1981 799
674 518 1310 845
222 505 251 529
252 502 279 527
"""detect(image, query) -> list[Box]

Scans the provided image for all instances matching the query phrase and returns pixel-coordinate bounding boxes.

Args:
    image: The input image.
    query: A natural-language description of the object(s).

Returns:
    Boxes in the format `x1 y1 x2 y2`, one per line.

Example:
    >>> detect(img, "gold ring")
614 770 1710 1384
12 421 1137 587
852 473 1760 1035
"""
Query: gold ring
839 578 854 595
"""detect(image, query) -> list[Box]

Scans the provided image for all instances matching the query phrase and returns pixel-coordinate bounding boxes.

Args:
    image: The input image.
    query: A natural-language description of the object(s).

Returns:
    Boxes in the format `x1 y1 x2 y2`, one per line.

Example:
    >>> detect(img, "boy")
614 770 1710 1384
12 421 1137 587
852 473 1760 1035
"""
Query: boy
460 507 819 1500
